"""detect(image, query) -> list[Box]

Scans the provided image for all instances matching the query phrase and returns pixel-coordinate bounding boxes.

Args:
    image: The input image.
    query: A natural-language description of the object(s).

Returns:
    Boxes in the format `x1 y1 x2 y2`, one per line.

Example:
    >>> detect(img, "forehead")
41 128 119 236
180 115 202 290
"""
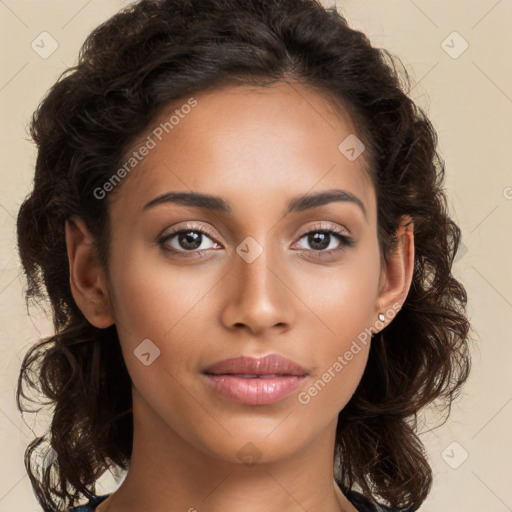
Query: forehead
110 82 376 224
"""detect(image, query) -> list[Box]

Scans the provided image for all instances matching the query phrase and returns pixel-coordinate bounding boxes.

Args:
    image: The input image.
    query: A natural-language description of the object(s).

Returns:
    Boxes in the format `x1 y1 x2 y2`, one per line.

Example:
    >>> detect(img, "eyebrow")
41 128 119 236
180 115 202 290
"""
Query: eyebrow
143 189 367 219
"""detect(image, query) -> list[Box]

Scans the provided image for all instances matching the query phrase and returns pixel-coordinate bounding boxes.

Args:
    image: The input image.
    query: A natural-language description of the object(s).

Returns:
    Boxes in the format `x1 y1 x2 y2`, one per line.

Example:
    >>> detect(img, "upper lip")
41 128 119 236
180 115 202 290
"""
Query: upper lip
203 354 308 376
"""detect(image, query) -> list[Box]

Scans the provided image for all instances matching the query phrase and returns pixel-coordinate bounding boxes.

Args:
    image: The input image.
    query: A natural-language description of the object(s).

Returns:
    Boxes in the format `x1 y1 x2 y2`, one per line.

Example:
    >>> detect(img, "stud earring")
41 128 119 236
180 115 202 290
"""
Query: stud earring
378 313 385 322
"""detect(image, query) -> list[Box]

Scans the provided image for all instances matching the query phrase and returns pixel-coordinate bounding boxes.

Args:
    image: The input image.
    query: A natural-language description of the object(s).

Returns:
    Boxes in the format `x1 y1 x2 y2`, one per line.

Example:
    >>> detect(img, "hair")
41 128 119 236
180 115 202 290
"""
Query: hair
16 0 472 510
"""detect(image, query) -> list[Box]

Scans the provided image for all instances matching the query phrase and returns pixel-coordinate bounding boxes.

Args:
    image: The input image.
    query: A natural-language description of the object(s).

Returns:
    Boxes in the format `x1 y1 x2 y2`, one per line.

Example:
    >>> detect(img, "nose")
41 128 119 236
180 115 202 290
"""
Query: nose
219 241 295 336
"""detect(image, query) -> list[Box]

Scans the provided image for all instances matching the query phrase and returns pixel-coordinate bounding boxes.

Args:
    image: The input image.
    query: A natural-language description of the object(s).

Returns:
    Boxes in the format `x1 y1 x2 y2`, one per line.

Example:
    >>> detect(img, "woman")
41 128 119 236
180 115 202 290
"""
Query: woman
16 0 471 511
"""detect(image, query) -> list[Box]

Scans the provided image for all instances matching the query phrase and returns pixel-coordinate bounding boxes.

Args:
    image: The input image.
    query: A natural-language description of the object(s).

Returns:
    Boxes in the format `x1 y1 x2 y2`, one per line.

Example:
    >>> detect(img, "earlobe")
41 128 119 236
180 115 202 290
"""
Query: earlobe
376 215 415 325
65 217 115 328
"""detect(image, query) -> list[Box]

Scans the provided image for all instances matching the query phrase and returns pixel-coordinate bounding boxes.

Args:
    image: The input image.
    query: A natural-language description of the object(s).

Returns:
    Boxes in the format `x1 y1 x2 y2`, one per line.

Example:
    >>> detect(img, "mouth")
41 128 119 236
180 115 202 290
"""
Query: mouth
202 354 308 405
210 373 297 378
203 354 308 377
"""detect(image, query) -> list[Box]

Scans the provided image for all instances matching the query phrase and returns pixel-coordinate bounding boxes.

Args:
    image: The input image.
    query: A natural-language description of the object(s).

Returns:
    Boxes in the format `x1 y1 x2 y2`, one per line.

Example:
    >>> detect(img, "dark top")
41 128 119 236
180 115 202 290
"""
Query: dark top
68 489 406 511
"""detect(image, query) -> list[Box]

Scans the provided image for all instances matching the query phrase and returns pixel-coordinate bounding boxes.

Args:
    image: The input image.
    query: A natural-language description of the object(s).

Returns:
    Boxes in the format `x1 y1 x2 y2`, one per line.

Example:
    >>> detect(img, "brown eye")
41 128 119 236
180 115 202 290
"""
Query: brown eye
294 224 355 256
158 224 221 254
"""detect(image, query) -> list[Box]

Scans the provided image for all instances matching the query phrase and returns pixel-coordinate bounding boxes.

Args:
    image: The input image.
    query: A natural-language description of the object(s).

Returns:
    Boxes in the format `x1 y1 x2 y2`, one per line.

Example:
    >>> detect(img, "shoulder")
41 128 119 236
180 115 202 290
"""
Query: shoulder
67 494 110 512
344 488 410 512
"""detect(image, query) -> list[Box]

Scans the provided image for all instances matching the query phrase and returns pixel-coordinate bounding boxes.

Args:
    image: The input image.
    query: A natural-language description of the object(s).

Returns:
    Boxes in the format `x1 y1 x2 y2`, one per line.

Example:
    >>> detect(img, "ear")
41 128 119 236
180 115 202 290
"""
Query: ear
65 217 115 328
375 215 415 328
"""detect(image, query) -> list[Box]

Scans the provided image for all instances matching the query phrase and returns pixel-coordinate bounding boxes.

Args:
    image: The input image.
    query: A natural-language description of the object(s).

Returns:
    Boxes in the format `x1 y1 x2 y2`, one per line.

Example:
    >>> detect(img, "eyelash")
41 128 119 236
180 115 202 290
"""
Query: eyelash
157 222 355 258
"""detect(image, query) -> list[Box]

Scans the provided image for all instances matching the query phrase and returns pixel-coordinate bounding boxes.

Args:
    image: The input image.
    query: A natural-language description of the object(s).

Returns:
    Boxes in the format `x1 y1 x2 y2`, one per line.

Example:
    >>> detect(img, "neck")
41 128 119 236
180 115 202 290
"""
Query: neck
96 390 357 512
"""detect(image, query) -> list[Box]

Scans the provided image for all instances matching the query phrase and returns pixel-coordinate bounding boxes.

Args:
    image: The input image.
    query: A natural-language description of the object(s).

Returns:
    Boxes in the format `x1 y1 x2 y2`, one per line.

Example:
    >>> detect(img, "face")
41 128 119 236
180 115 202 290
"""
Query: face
100 82 387 464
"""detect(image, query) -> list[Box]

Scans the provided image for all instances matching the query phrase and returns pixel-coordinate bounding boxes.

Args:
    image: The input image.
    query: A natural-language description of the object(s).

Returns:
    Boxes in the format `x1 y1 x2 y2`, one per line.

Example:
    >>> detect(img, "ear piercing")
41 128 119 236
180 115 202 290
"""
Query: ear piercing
372 313 387 338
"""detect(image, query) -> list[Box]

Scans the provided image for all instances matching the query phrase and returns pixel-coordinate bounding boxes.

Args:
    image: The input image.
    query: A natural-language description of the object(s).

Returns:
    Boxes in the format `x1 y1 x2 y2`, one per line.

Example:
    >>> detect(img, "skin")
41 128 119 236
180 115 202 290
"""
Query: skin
65 82 414 512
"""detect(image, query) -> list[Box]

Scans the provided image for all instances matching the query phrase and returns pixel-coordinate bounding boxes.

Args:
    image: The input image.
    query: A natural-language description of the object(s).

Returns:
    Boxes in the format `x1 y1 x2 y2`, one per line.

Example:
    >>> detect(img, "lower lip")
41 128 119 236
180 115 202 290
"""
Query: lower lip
204 374 307 405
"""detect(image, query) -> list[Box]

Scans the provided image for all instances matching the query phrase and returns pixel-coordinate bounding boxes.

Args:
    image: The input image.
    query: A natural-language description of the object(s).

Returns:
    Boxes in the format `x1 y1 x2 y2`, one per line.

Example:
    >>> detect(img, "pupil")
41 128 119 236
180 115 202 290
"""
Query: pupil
309 232 329 250
179 231 201 250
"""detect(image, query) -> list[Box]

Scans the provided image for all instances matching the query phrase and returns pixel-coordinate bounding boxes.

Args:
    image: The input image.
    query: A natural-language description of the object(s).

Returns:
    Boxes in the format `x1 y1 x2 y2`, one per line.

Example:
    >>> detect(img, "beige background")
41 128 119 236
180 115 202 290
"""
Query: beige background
1 1 511 510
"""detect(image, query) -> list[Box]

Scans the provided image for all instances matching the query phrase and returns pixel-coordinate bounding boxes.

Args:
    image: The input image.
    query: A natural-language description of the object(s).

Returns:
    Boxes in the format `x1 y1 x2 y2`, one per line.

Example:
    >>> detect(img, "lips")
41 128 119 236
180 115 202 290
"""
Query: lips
203 354 308 405
203 354 308 377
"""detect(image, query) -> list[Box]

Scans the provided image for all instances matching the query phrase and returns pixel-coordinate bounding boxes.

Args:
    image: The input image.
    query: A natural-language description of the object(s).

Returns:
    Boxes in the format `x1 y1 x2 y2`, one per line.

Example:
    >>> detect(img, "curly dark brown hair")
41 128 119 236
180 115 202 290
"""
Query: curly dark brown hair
16 0 472 510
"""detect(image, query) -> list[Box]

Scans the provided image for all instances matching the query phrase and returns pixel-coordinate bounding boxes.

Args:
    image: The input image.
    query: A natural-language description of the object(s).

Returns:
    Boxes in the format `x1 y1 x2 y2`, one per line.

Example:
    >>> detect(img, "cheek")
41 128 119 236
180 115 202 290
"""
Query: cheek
106 251 211 423
105 245 217 397
297 286 373 417
108 245 214 339
295 253 380 411
297 348 369 419
300 250 380 344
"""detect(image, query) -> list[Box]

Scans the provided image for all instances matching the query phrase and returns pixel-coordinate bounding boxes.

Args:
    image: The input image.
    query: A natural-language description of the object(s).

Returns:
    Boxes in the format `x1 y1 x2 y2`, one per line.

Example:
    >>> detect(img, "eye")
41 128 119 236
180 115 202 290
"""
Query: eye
157 222 355 258
158 223 221 255
293 223 355 256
